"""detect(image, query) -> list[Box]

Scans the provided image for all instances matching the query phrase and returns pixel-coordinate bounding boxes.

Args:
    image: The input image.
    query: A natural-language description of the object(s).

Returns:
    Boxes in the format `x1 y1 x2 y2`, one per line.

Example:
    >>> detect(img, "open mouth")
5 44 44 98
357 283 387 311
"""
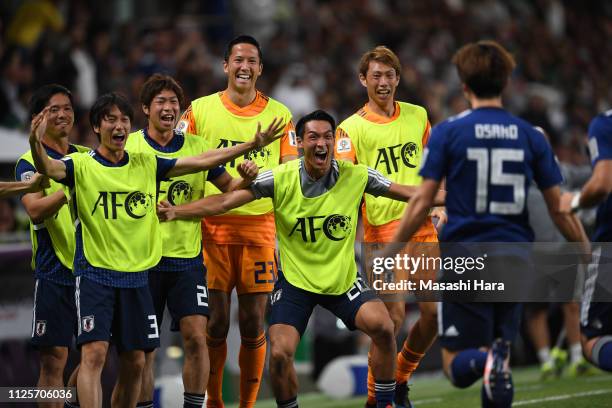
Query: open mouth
236 74 251 81
376 89 391 96
314 151 328 164
112 134 126 143
160 114 175 126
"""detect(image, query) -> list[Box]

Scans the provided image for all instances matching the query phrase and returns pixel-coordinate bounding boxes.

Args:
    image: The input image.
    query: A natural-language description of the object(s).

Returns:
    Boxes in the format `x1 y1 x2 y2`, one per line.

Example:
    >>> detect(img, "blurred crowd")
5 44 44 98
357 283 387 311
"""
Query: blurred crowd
1 0 611 157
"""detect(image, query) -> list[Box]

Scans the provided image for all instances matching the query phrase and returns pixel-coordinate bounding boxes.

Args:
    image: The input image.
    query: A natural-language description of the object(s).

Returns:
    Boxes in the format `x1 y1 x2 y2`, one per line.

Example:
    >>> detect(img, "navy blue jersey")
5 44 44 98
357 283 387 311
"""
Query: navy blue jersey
15 144 80 285
588 110 612 242
420 107 562 242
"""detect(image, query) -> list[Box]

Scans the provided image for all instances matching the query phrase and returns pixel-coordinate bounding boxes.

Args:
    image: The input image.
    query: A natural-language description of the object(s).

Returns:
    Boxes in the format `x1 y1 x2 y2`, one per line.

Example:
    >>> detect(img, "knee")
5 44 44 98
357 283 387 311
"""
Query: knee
81 344 107 371
369 319 396 347
269 341 294 372
208 311 230 339
183 331 207 358
238 308 265 336
40 348 67 375
123 351 146 375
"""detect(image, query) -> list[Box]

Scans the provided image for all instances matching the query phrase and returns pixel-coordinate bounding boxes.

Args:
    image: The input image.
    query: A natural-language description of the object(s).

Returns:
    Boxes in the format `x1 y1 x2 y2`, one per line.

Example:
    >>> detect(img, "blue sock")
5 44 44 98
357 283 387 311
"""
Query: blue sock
375 379 395 407
593 336 612 372
450 349 487 388
183 392 205 408
276 396 298 408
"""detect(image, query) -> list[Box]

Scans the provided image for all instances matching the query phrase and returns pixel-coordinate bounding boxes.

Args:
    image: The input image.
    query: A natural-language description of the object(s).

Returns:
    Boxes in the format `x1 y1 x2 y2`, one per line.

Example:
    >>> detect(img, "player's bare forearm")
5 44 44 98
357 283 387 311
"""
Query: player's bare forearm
29 140 67 181
168 118 286 178
0 178 45 197
384 182 445 206
158 189 256 221
22 190 68 223
167 140 257 178
580 161 612 208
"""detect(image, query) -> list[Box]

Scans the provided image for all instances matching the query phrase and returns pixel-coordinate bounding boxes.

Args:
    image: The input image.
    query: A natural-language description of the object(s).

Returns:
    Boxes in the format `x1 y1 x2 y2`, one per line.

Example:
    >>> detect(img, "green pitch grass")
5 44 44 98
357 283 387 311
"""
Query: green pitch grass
228 367 612 407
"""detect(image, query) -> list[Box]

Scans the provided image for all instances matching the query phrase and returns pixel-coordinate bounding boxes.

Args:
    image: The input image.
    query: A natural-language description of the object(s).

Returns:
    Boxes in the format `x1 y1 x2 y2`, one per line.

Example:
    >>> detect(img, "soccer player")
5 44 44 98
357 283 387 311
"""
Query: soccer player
386 41 589 407
29 92 285 408
560 109 612 373
15 84 88 408
335 46 440 407
159 110 445 408
127 74 259 408
176 34 297 407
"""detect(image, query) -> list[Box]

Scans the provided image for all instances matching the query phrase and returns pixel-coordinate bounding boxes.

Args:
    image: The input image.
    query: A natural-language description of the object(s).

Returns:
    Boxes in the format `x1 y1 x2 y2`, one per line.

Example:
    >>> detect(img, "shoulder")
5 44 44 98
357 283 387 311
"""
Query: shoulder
17 149 33 164
73 143 91 153
273 159 300 174
126 130 144 149
589 111 612 137
264 95 292 117
397 101 428 121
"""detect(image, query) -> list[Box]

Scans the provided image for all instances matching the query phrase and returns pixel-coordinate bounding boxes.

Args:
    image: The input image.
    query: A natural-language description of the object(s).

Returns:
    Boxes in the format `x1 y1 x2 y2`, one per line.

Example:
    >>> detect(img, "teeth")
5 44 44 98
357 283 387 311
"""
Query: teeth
237 75 250 79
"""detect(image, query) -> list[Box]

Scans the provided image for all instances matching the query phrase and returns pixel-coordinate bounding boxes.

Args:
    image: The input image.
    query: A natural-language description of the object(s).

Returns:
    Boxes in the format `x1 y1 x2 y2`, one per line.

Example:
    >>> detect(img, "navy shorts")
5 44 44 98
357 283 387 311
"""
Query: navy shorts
581 244 612 339
31 279 77 348
439 302 522 351
148 260 209 332
75 276 160 352
269 272 378 337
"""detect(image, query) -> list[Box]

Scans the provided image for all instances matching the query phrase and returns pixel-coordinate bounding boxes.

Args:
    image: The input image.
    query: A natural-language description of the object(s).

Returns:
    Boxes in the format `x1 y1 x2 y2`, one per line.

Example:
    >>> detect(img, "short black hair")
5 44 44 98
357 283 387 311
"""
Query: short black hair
140 73 185 110
295 110 336 139
224 35 263 62
29 84 73 118
89 92 134 134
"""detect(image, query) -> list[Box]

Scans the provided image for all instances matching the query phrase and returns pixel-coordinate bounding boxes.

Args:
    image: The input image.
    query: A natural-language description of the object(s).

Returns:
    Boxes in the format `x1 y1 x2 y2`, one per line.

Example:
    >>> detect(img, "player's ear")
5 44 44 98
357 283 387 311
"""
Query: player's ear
359 74 367 88
142 104 149 116
223 60 229 75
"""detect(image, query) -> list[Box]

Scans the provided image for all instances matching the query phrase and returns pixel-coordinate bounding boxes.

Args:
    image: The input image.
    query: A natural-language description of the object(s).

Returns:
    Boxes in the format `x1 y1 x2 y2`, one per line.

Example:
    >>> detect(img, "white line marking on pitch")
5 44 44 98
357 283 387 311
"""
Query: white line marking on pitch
513 389 612 406
412 398 443 405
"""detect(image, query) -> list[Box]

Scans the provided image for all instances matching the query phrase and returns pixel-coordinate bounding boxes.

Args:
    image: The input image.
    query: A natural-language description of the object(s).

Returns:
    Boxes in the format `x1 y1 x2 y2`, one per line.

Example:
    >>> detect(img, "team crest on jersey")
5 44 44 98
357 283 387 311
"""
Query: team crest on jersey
82 315 95 332
288 130 297 147
167 180 193 205
336 138 352 153
20 170 35 182
35 320 46 336
175 120 188 135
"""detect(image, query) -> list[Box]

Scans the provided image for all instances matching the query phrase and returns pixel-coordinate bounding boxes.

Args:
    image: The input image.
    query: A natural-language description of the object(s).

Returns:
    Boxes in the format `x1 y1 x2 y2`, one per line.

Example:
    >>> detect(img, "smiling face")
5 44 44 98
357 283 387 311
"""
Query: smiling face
298 119 335 179
360 60 399 107
45 93 74 139
94 105 131 154
143 88 180 134
224 43 262 93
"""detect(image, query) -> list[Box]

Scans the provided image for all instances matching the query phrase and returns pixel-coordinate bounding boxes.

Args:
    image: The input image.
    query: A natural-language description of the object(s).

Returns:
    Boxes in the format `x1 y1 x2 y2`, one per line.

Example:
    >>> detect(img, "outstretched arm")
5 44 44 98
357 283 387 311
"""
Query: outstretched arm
28 108 67 181
0 173 49 198
166 118 285 178
382 182 446 206
157 189 257 221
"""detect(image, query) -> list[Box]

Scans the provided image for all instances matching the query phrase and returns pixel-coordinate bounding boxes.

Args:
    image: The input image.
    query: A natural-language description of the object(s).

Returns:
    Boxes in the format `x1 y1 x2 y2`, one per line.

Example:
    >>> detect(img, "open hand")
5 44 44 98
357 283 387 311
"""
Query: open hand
252 117 286 148
157 200 176 222
29 107 49 143
431 206 447 230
